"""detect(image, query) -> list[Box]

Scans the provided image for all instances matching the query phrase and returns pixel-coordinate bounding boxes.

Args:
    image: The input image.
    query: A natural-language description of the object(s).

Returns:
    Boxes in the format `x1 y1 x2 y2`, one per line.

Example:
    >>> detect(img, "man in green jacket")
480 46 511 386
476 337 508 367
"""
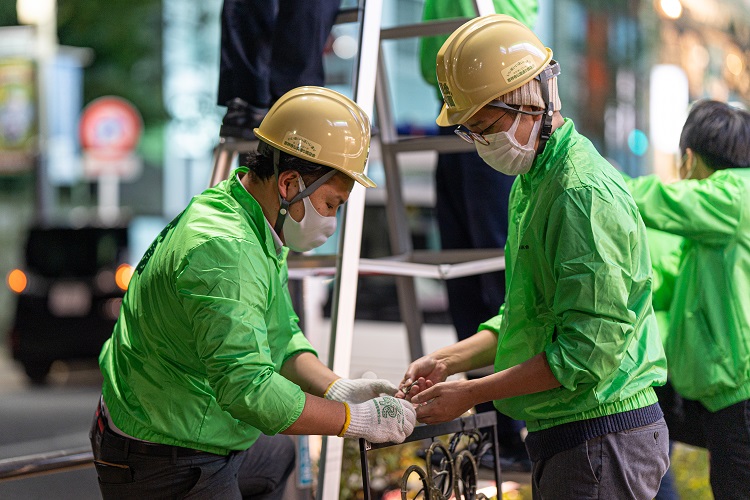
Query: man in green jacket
419 0 538 472
646 227 683 500
398 15 668 498
90 86 416 499
625 99 750 499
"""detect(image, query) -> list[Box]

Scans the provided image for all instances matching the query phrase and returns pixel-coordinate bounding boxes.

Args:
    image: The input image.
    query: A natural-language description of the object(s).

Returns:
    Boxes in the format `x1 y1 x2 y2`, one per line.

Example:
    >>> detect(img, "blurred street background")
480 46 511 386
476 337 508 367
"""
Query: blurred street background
1 0 745 497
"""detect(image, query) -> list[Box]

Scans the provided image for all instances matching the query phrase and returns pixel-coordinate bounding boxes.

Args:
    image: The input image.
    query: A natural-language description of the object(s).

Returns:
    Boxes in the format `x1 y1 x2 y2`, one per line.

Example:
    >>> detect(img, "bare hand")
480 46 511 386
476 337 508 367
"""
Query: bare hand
410 379 476 425
395 377 433 402
395 356 448 401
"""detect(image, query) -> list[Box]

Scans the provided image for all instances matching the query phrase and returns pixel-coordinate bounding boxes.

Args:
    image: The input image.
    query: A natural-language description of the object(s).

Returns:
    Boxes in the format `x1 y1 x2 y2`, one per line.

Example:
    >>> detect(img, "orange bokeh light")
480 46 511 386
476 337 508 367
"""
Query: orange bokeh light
7 269 27 294
115 264 134 291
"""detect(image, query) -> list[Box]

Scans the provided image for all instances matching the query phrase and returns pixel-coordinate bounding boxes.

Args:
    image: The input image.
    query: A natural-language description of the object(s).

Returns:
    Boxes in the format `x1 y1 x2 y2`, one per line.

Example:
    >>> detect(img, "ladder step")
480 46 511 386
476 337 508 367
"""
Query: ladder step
213 137 259 153
380 17 474 40
213 135 475 160
288 249 505 280
381 135 476 154
335 6 361 25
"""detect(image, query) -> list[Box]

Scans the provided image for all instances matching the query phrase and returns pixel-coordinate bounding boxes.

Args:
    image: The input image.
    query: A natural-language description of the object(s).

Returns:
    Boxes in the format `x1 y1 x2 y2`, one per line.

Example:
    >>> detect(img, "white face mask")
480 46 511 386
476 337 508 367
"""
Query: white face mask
282 177 337 252
678 154 697 181
475 112 542 175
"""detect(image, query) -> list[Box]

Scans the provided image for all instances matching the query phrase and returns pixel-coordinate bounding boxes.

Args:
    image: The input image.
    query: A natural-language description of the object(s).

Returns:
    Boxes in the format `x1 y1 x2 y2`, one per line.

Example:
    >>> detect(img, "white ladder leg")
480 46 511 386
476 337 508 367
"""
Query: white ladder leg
317 1 383 499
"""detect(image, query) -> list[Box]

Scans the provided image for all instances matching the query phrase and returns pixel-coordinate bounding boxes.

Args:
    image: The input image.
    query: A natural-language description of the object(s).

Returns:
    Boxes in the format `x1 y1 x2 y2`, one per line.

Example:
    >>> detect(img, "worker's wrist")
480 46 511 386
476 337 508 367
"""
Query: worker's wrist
432 352 455 377
337 402 351 437
323 378 342 399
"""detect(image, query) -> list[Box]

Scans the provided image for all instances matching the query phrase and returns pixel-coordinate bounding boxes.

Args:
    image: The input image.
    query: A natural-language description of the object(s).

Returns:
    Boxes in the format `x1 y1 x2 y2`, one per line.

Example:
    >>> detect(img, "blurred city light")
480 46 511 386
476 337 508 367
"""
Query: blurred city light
103 298 123 320
726 52 744 76
332 35 358 60
95 269 117 293
657 0 683 19
7 269 28 294
627 129 649 156
650 64 689 153
16 0 56 26
115 263 134 291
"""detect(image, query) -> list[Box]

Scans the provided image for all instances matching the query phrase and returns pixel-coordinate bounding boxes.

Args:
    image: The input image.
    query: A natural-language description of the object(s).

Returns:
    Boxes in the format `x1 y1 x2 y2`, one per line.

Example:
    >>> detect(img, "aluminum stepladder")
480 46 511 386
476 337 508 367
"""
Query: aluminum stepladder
208 1 504 497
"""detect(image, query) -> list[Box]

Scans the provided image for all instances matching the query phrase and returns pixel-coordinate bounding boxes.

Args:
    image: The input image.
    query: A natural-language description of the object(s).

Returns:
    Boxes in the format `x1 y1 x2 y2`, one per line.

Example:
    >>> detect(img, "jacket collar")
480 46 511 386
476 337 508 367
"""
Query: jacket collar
228 167 283 263
522 118 576 186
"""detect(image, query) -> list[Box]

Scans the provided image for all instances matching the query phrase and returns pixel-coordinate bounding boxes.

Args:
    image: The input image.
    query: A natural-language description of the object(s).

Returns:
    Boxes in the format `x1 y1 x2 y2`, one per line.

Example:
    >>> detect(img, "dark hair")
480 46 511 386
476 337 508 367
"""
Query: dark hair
679 99 750 170
240 145 334 184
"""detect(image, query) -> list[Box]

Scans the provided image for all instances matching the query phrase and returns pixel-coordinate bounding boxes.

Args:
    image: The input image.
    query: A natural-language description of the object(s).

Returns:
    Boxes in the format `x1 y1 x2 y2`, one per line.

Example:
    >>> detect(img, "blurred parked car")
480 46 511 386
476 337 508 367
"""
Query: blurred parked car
5 225 132 384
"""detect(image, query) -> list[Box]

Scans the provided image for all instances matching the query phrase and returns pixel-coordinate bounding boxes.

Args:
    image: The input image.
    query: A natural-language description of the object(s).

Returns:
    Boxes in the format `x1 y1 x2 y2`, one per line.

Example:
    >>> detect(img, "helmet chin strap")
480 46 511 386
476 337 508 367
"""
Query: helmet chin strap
536 60 561 156
263 142 337 236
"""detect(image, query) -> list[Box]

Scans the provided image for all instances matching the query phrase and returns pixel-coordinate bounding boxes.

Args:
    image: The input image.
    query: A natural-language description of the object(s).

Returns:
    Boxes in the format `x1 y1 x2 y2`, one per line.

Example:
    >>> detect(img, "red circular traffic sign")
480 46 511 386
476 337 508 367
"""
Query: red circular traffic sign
79 96 142 160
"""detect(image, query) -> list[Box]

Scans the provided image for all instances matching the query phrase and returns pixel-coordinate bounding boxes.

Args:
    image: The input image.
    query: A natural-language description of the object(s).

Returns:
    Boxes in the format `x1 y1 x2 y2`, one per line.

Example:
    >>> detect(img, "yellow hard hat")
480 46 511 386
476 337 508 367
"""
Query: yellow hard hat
254 86 375 188
435 14 553 126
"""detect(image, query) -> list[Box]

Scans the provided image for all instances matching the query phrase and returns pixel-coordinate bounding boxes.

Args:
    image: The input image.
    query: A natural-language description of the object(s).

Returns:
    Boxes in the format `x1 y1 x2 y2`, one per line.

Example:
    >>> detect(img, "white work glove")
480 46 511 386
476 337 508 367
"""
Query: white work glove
340 396 416 444
324 378 399 404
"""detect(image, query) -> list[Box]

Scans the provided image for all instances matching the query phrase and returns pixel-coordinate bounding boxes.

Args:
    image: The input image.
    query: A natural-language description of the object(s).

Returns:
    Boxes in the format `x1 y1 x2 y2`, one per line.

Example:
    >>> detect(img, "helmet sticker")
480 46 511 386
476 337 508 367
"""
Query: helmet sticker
438 82 456 108
502 55 537 85
283 132 322 159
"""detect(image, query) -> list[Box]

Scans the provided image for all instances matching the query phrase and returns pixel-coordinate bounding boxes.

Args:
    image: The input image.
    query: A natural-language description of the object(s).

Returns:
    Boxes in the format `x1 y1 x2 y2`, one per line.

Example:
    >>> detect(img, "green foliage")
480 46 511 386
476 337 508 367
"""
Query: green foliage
56 0 166 125
0 1 165 127
672 443 713 499
0 3 18 25
340 438 426 499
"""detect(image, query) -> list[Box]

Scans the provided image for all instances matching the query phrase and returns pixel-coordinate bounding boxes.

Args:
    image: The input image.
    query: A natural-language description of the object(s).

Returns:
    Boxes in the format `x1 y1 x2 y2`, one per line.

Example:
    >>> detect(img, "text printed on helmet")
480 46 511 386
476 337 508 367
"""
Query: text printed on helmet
502 55 536 85
283 132 322 159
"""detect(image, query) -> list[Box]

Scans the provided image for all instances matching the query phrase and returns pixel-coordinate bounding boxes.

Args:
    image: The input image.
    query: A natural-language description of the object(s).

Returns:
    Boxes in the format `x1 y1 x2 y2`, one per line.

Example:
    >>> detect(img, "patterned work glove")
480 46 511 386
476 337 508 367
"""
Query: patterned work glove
324 378 399 404
340 396 416 444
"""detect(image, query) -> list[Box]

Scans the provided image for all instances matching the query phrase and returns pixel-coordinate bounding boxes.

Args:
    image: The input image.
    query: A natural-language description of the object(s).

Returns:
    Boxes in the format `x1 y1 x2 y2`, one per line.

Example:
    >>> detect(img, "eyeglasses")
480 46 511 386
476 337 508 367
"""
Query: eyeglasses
454 102 545 145
454 111 508 145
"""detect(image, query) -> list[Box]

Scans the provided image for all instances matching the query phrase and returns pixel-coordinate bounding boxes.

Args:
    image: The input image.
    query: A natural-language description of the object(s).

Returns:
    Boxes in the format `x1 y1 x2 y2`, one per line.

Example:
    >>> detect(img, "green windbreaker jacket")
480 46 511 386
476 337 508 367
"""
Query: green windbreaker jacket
479 119 667 431
626 169 750 411
646 227 683 344
99 169 316 455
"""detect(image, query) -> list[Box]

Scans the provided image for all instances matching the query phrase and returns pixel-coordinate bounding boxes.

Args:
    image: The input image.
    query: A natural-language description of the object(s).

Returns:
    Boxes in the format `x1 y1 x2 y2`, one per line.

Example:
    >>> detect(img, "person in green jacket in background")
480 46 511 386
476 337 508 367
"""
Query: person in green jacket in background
647 227 683 500
625 99 750 500
419 0 538 472
398 14 669 498
90 86 416 499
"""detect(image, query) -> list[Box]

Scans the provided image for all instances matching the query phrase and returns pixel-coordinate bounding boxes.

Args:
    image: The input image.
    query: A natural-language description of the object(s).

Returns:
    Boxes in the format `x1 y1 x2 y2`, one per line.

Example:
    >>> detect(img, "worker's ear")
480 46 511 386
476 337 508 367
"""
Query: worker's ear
277 170 300 200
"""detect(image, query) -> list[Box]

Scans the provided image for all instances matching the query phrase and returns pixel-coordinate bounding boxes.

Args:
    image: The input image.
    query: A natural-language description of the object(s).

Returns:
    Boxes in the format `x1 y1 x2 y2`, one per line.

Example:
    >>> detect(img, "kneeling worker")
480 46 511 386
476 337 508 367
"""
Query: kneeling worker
90 86 416 499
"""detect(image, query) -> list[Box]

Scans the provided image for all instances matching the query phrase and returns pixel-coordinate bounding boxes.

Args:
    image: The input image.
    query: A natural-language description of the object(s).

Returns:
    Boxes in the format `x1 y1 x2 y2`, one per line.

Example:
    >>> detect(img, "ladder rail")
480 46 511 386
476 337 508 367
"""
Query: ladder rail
374 36 426 359
317 1 383 498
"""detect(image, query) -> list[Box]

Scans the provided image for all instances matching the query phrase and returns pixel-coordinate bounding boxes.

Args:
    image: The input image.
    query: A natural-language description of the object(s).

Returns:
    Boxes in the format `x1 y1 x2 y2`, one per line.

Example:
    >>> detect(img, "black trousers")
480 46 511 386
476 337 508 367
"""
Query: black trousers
656 381 750 499
217 0 341 109
90 405 295 499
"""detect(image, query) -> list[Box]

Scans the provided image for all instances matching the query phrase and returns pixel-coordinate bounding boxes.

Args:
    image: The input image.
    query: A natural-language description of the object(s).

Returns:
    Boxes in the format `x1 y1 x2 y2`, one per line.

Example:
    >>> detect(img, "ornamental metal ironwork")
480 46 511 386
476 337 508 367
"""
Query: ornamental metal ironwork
359 411 501 500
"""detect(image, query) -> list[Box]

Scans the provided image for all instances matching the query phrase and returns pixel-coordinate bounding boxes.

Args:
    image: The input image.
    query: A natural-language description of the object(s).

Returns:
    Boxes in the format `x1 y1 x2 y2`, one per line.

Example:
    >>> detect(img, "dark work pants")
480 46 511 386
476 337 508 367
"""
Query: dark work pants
217 0 341 108
90 412 295 499
434 124 524 455
653 440 678 500
531 419 670 499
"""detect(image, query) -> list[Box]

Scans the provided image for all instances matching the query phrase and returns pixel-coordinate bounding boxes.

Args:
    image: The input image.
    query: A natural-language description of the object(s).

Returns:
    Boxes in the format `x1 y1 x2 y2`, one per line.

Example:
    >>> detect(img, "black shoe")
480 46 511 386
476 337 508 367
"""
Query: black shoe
219 98 266 140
